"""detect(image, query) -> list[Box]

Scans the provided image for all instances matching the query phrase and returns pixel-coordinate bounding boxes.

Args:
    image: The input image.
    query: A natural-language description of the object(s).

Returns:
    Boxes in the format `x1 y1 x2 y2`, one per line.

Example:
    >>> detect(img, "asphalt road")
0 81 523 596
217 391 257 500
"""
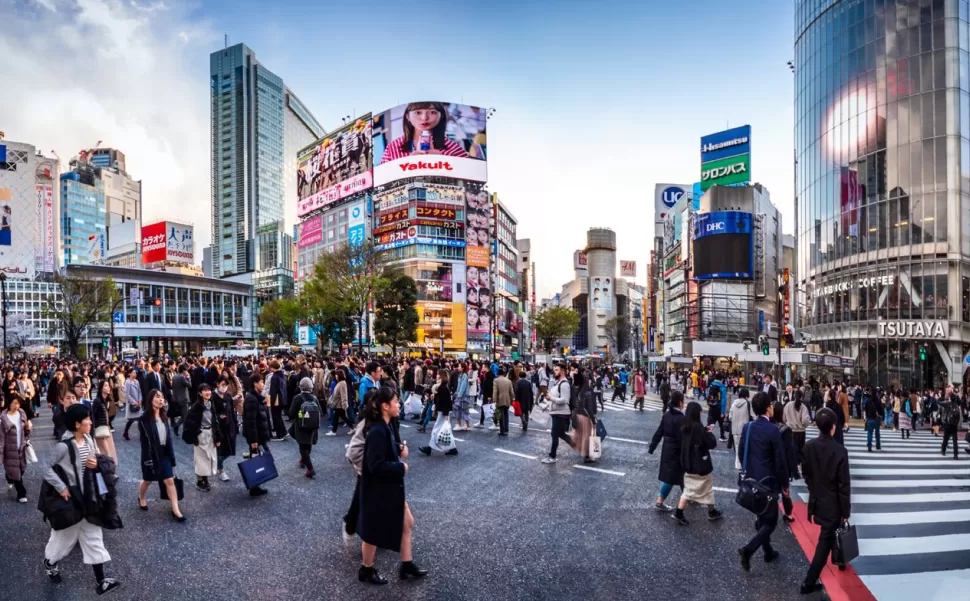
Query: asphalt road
0 396 815 601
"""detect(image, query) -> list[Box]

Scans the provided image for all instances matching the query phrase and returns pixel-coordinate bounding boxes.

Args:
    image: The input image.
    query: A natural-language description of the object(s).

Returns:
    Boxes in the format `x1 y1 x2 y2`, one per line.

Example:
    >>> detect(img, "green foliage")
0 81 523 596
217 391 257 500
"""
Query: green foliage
45 273 121 358
374 270 419 354
533 307 580 352
258 297 302 343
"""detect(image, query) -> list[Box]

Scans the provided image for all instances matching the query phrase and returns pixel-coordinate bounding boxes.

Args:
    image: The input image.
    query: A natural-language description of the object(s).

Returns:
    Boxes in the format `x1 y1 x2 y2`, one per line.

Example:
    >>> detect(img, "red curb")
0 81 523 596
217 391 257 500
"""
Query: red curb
788 500 876 601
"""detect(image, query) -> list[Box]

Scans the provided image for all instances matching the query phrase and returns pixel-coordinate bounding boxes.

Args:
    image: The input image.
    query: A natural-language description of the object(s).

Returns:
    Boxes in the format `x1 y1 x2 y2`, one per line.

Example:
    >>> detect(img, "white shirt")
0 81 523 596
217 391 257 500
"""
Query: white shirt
8 411 22 448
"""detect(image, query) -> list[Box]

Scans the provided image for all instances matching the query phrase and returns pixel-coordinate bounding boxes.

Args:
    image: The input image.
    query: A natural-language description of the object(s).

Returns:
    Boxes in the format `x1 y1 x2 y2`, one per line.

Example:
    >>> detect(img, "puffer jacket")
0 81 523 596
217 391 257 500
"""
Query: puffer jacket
730 398 754 439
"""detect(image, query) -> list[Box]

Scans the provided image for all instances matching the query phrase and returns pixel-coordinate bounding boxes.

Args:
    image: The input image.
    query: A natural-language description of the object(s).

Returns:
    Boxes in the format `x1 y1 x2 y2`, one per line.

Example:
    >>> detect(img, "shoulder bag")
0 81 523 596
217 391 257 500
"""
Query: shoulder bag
832 521 859 567
735 423 777 515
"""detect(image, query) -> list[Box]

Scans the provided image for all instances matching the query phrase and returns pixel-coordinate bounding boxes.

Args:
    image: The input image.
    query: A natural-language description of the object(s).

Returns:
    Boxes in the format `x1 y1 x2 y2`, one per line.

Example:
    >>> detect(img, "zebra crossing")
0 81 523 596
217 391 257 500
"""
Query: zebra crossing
793 426 970 601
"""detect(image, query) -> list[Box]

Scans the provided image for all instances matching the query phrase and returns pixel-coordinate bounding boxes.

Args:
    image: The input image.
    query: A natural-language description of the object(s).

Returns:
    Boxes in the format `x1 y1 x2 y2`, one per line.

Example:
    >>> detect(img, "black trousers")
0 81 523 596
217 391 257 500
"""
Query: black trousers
331 408 353 433
743 500 779 555
497 406 509 434
344 476 361 535
270 405 287 438
550 415 572 458
804 527 837 586
298 443 313 472
942 426 960 457
123 418 137 437
792 430 807 464
5 476 25 498
611 386 625 401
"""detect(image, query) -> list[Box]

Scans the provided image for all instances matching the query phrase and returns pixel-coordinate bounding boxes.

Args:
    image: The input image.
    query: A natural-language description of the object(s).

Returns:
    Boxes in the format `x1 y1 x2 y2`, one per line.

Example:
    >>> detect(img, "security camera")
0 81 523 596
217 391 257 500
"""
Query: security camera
742 339 752 351
798 332 813 344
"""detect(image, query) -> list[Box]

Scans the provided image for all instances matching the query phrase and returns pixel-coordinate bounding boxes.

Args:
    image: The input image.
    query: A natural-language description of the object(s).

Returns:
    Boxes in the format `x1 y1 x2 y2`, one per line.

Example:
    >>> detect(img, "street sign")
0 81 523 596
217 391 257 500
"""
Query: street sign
112 312 123 324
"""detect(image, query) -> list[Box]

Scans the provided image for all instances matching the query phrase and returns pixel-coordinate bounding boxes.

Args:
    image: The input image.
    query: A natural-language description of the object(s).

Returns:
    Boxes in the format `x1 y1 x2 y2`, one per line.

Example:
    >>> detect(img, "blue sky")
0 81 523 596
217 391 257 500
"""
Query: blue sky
1 0 795 297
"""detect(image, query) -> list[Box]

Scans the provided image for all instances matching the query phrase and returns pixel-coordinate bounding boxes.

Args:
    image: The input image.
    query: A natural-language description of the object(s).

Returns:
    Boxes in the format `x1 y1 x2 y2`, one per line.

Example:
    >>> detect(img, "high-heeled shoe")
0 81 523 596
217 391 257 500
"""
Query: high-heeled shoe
399 561 428 580
138 500 148 511
357 565 388 585
171 511 187 523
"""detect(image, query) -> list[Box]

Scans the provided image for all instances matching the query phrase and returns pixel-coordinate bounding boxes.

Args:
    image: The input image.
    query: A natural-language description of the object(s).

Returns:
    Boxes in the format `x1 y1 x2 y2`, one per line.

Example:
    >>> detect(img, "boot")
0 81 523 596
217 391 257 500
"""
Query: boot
358 565 388 585
399 561 428 580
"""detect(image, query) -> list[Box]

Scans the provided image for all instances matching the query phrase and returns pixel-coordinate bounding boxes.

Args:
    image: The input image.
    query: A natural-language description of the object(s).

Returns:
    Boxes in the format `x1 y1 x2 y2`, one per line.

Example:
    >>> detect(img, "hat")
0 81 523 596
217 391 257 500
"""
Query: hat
299 377 313 392
64 404 90 433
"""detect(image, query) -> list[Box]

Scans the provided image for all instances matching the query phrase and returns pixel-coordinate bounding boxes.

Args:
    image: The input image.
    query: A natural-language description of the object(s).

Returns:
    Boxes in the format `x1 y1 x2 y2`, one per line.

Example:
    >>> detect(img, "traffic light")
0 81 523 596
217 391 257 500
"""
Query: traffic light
758 334 769 355
102 337 108 348
144 296 161 307
919 345 927 361
135 335 141 342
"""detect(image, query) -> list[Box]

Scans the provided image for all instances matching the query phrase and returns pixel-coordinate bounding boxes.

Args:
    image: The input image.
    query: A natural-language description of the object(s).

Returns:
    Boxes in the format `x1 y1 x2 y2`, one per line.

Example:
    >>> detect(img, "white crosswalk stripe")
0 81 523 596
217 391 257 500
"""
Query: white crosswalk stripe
795 427 970 600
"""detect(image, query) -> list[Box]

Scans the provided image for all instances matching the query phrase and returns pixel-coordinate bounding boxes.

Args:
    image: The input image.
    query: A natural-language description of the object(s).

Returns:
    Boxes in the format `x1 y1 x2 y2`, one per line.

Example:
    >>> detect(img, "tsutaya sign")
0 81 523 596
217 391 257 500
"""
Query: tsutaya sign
877 320 948 338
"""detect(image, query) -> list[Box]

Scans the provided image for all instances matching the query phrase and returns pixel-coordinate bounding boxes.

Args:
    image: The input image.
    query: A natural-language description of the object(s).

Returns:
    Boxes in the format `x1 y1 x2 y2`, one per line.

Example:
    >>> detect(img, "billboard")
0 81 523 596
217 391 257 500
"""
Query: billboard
590 276 613 311
574 250 588 271
655 184 688 222
465 185 490 268
372 102 487 186
298 215 323 249
297 114 373 218
620 260 637 278
692 211 754 280
141 221 194 264
700 125 751 192
465 263 491 333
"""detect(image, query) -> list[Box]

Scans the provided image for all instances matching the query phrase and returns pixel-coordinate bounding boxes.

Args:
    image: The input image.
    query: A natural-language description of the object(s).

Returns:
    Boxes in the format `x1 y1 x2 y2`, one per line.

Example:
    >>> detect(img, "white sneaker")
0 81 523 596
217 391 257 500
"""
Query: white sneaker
325 431 337 436
541 457 557 464
488 424 498 431
474 424 485 429
218 471 230 482
18 496 28 503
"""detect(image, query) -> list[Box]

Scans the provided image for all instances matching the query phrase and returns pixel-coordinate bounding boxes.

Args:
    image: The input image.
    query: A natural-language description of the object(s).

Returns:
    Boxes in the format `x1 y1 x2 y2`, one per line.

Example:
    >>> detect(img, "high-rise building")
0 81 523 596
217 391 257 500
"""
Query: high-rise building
493 196 520 356
209 43 324 302
60 159 105 266
517 238 535 353
0 139 60 278
794 0 967 387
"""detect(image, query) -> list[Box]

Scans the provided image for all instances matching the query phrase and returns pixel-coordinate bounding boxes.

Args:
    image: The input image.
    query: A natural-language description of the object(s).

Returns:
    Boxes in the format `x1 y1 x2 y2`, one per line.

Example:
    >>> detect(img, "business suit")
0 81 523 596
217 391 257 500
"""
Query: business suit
801 432 851 586
737 416 790 560
492 375 514 435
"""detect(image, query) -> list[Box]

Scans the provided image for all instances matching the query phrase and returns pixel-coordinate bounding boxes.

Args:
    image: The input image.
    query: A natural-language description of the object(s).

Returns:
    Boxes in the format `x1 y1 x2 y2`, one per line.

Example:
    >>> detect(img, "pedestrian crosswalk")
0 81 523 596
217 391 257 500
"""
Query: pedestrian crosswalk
467 397 664 415
793 427 970 601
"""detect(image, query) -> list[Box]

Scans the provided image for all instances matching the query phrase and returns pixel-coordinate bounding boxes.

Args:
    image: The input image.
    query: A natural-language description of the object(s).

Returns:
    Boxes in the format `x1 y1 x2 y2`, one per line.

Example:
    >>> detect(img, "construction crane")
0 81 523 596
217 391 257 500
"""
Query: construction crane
78 140 102 163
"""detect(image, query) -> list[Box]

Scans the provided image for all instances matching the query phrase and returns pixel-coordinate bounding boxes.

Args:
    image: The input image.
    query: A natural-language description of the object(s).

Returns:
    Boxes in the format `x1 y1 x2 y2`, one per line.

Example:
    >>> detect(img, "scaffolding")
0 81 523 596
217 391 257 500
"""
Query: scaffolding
686 280 759 344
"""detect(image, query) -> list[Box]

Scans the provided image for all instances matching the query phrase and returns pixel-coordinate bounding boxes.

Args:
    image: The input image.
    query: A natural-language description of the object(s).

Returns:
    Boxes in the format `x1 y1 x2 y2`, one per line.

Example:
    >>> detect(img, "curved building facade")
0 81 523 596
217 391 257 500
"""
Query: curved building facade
795 0 970 388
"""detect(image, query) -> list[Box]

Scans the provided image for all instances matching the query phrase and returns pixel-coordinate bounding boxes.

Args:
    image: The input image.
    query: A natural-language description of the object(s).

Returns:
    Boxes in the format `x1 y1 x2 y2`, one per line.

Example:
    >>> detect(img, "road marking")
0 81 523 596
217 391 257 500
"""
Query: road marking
850 467 969 476
494 448 538 460
859 533 970 555
573 465 625 476
713 486 736 493
399 424 411 428
792 478 970 489
454 437 465 442
607 436 650 446
845 508 970 526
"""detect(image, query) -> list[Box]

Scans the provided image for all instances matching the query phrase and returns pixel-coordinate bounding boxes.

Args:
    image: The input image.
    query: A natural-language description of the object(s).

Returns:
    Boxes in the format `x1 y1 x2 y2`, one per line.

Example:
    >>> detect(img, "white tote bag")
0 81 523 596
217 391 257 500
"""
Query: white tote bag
25 442 38 464
529 402 551 428
588 435 602 461
403 395 423 419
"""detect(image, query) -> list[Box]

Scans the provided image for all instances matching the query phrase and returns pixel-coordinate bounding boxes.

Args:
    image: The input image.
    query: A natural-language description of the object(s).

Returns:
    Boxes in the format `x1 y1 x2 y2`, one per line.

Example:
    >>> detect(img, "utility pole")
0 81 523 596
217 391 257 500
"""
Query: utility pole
0 273 7 360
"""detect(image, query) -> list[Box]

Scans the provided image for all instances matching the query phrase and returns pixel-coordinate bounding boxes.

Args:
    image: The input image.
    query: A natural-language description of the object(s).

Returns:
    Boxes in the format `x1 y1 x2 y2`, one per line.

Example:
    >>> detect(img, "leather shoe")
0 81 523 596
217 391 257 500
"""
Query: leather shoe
764 549 780 563
358 565 388 585
800 581 824 595
399 561 428 580
738 548 751 572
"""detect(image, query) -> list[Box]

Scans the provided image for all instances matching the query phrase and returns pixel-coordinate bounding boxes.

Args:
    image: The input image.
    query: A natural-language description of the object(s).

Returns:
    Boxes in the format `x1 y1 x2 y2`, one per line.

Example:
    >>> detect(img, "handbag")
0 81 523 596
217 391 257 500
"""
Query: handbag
238 449 278 489
37 445 85 531
832 522 860 566
588 435 602 460
735 423 777 516
512 400 522 417
529 402 551 428
595 418 607 440
159 477 185 501
95 425 111 439
26 441 38 464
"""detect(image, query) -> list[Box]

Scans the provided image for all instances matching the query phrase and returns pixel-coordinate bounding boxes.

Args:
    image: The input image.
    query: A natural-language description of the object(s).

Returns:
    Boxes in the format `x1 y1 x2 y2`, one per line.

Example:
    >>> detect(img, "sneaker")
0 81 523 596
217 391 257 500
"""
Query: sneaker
782 514 795 523
271 436 285 442
654 502 673 512
418 446 432 456
708 509 724 521
342 523 354 544
541 456 557 464
242 452 251 459
305 469 316 479
325 431 337 436
44 559 61 584
218 471 230 482
670 512 689 526
18 497 28 503
445 448 458 456
196 481 211 492
488 424 498 430
96 578 122 595
474 424 485 429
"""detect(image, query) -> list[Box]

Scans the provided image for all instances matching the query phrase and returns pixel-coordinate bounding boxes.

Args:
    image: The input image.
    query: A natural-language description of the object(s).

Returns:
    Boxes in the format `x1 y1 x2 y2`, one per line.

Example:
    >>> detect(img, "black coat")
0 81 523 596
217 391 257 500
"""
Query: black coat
181 399 223 448
287 392 321 445
190 366 206 400
358 420 405 552
801 433 851 530
402 367 415 393
213 392 238 457
776 422 799 480
433 383 453 414
514 378 534 414
825 400 846 445
243 391 271 446
680 421 717 476
649 408 685 487
137 412 176 482
737 418 790 494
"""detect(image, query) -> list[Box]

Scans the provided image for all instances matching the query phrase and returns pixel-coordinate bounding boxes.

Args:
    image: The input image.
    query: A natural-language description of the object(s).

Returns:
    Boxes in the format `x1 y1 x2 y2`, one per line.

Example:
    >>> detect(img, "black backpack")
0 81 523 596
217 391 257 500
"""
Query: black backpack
946 402 961 427
296 393 320 430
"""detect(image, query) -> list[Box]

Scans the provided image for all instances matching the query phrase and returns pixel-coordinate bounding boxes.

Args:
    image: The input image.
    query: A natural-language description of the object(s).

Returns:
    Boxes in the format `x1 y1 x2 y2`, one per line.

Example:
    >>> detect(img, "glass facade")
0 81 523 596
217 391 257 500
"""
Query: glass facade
795 0 970 388
60 175 105 265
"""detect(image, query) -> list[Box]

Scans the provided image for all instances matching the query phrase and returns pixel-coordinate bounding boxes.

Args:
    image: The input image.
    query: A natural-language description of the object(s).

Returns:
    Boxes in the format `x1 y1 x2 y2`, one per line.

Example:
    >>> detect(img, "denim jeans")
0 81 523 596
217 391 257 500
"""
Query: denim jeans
659 481 674 499
549 415 572 458
422 401 434 427
883 409 893 428
866 419 881 448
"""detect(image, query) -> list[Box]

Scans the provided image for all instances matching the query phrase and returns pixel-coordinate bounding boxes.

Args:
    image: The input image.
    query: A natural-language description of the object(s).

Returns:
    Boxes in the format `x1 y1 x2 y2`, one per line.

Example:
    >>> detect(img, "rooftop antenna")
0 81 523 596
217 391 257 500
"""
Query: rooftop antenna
224 34 228 49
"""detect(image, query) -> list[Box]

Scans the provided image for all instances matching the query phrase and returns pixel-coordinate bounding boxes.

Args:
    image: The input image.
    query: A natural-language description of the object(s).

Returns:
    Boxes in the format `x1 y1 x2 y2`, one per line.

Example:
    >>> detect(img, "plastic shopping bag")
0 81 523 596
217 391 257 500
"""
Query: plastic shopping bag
483 403 495 424
403 395 423 419
529 402 551 428
588 435 602 460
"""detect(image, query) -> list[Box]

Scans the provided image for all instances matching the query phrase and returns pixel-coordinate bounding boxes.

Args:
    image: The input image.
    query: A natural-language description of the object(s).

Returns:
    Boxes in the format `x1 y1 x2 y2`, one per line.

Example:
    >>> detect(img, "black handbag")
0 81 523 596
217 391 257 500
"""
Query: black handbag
37 443 85 531
832 522 860 566
735 423 777 515
159 477 185 501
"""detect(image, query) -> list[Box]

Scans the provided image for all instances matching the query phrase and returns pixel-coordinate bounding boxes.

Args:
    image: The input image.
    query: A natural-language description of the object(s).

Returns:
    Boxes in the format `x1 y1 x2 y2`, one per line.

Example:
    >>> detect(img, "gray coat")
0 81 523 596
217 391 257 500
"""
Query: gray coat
171 374 191 409
0 409 29 481
44 432 98 493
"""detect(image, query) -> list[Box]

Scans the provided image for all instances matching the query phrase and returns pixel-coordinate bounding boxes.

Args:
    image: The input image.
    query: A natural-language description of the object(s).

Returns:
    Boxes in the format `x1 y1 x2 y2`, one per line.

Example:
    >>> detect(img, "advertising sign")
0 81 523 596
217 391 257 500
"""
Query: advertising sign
654 183 688 222
692 211 754 280
466 263 491 333
140 221 167 264
465 185 491 268
590 276 613 311
415 204 457 220
574 250 588 271
620 260 637 278
297 114 373 218
372 102 487 186
700 153 750 191
165 222 194 263
298 215 324 249
87 233 105 262
377 207 409 227
700 125 751 163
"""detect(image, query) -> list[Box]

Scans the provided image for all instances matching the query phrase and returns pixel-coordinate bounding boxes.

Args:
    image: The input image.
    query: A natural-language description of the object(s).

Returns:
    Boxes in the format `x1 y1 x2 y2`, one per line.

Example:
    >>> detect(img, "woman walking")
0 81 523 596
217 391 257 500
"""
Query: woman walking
771 401 799 523
91 380 117 462
42 404 122 594
633 368 647 411
729 388 754 469
419 369 457 456
671 401 722 525
326 369 353 436
358 387 427 585
213 375 238 482
122 368 142 441
648 390 686 511
898 390 915 439
181 384 220 492
0 394 31 503
453 363 471 432
136 390 185 521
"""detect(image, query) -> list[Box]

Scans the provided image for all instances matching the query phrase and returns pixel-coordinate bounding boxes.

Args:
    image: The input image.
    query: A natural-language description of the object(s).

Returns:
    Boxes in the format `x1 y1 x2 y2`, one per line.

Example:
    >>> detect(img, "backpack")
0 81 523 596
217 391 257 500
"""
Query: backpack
296 393 320 430
346 421 367 474
946 402 961 427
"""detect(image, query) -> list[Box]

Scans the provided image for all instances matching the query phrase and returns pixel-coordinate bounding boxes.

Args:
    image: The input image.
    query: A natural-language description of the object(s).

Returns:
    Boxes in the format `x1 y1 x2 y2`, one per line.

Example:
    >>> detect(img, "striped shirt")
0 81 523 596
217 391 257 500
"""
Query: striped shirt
380 137 469 163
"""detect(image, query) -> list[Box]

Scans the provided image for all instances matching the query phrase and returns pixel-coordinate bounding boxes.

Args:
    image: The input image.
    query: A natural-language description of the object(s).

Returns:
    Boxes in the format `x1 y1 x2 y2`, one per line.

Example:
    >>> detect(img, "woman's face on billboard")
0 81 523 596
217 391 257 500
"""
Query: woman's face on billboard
408 107 441 133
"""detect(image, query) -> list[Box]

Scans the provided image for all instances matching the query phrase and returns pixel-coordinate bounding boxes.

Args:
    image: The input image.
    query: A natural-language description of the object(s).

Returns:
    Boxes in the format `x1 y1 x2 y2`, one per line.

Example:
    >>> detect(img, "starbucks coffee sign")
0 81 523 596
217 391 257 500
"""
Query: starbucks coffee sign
877 320 948 338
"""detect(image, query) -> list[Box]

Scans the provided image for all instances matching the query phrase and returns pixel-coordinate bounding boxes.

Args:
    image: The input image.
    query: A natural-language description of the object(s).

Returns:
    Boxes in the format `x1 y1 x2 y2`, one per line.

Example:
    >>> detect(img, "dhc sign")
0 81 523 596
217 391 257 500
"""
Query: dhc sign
693 211 753 240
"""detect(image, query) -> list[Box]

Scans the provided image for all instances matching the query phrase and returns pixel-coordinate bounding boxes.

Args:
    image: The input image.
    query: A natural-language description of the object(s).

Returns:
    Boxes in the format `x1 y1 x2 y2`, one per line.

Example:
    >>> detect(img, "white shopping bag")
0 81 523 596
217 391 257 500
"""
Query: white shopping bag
429 414 457 453
403 395 423 419
588 435 602 461
483 403 495 423
529 403 551 428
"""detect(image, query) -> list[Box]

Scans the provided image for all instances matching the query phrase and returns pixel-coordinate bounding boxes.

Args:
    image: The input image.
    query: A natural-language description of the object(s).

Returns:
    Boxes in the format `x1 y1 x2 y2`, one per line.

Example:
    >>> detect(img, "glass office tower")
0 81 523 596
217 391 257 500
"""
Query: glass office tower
795 0 970 388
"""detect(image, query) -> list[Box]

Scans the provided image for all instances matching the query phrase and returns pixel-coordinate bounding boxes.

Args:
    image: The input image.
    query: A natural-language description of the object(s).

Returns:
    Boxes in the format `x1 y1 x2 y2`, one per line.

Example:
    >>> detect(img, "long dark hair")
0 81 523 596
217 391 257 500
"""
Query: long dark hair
145 389 168 421
361 387 390 435
682 401 702 433
794 388 804 412
402 101 448 152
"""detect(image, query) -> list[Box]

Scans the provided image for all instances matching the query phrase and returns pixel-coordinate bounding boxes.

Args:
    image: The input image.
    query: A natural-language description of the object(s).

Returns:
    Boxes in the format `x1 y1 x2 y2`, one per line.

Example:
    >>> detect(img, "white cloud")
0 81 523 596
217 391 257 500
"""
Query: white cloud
0 0 215 259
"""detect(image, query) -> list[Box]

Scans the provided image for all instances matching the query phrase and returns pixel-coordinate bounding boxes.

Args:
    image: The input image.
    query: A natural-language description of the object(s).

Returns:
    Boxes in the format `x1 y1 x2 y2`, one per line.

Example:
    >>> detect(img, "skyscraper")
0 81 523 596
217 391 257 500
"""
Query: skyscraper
209 43 323 299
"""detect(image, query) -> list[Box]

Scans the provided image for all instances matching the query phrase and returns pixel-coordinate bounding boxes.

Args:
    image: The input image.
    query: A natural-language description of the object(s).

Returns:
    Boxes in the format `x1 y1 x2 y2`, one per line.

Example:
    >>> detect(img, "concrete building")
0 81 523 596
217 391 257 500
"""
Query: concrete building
517 238 535 354
493 196 520 357
208 43 324 302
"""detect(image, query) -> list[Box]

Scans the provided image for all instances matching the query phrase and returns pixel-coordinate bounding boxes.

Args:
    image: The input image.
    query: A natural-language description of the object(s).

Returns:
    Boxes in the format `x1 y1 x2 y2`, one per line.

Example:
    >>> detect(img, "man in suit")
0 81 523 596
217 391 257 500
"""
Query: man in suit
761 374 778 405
142 359 171 404
737 391 790 571
190 357 207 402
492 366 514 436
800 407 851 595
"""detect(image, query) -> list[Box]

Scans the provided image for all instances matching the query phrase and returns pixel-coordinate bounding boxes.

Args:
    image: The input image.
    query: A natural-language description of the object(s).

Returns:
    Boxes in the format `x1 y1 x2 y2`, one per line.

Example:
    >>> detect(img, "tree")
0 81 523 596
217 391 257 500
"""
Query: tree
603 315 631 356
258 297 302 343
6 314 39 352
374 270 419 355
301 240 388 352
533 307 580 352
45 273 120 358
